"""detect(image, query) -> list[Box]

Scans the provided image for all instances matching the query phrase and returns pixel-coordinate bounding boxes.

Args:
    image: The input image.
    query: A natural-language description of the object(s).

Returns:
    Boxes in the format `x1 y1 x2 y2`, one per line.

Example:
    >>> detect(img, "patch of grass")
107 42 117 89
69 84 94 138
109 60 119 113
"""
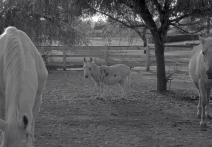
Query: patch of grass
149 89 198 103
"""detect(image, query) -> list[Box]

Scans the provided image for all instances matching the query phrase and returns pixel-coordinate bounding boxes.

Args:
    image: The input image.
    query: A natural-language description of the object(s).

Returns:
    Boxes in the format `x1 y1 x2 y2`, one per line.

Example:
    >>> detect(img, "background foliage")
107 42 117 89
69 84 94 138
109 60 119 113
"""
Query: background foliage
0 0 88 45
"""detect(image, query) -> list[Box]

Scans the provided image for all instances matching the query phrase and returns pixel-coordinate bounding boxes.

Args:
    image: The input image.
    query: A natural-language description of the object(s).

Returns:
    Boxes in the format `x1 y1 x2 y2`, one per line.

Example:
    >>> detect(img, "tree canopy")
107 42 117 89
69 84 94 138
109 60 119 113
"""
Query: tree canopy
76 0 212 91
0 0 88 45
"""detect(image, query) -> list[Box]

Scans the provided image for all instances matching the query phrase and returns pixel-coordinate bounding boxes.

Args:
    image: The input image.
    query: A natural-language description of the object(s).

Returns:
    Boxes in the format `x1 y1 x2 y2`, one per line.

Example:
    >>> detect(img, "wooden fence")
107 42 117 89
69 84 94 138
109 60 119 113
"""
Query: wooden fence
37 44 195 71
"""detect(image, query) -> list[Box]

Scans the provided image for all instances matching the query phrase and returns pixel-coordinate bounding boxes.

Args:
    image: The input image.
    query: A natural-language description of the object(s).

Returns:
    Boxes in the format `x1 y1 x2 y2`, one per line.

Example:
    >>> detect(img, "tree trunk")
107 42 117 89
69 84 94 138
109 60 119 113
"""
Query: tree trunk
152 32 167 92
145 45 150 71
134 27 149 71
142 27 147 47
206 17 210 36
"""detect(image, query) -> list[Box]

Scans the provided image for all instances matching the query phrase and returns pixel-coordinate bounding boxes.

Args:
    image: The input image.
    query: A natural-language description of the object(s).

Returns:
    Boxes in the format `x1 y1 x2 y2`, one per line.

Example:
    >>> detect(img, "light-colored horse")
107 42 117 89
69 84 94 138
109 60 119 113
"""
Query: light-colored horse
0 26 48 147
83 57 130 99
189 37 212 128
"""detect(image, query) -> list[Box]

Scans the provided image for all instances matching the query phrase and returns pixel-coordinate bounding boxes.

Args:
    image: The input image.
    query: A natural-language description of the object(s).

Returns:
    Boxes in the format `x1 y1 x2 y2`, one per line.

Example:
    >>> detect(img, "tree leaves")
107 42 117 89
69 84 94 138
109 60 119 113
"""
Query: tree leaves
0 0 87 46
176 0 212 16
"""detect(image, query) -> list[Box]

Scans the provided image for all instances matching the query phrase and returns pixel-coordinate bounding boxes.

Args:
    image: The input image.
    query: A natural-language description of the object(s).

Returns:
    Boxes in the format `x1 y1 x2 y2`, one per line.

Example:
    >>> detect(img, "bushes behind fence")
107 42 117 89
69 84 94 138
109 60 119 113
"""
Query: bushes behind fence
149 34 199 43
165 34 199 42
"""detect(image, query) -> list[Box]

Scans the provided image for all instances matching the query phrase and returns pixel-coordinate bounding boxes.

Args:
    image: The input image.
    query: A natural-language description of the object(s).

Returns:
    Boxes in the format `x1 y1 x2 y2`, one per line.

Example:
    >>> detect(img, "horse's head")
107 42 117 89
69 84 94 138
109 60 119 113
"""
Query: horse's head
83 57 95 79
200 37 212 78
0 113 33 147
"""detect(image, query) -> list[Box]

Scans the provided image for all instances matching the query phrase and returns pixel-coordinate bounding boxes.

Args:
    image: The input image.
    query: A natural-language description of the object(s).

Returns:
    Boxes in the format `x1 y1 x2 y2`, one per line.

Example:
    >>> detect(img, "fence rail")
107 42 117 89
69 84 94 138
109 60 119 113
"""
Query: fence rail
37 44 195 70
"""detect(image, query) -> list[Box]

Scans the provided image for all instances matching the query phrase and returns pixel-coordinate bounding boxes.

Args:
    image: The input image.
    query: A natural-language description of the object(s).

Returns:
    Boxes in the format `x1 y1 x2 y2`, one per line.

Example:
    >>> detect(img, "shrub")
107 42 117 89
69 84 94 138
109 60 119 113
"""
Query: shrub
165 34 199 42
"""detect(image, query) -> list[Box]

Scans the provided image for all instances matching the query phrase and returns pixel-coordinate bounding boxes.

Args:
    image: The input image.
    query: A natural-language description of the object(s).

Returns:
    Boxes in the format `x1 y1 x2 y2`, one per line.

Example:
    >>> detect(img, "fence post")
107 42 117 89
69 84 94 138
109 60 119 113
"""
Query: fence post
63 49 66 71
145 45 151 71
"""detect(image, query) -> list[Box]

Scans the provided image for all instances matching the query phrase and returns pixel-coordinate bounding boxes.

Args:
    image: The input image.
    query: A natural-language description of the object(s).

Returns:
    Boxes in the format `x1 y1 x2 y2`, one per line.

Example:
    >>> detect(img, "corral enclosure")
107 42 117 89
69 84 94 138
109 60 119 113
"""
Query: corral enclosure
37 44 195 72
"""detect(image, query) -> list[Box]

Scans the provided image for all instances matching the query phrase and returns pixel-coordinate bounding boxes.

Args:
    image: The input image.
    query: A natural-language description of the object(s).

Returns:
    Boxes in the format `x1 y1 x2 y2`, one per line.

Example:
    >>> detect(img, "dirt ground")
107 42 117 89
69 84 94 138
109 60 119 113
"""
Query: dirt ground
35 69 212 147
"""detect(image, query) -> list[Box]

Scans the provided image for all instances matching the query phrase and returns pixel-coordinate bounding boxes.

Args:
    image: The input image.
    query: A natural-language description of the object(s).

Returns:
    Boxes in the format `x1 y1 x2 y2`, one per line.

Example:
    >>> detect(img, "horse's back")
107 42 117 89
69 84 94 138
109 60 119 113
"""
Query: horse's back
109 64 130 75
0 27 47 110
17 29 48 81
99 64 130 85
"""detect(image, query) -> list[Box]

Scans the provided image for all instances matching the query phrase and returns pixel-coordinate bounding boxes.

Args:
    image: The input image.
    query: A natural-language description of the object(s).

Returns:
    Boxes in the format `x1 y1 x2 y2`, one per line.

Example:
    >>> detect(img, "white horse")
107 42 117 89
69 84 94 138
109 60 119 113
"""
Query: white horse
0 26 48 147
83 57 130 99
189 37 212 129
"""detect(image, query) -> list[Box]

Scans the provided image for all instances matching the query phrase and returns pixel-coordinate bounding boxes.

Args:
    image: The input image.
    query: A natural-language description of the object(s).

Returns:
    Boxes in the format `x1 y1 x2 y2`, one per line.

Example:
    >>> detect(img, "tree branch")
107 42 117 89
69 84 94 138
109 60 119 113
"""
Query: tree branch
170 13 191 23
170 23 204 34
87 4 145 29
136 0 157 30
176 21 202 27
152 0 162 14
101 10 144 28
164 0 171 11
170 7 212 23
121 1 135 10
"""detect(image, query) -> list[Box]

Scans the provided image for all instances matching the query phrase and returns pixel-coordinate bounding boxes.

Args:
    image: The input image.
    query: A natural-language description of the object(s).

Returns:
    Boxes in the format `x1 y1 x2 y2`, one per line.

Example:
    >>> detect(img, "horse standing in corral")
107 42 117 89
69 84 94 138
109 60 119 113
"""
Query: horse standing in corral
83 57 130 99
0 26 48 147
189 37 212 129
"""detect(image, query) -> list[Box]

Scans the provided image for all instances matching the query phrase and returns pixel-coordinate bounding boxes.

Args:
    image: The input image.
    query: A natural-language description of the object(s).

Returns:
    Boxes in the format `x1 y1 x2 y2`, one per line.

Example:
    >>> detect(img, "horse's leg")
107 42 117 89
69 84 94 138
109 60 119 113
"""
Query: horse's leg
98 82 104 97
195 82 201 118
101 82 106 98
0 92 5 145
95 82 103 99
199 80 208 128
95 82 100 97
197 89 201 118
205 88 211 118
99 84 102 98
126 75 131 93
119 79 126 98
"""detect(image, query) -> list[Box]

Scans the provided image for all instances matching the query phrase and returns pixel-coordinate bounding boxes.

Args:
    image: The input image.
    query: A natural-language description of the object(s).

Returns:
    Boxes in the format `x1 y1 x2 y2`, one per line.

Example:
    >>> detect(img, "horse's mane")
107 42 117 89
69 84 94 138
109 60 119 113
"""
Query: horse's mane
4 26 18 35
2 26 25 112
3 26 24 77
